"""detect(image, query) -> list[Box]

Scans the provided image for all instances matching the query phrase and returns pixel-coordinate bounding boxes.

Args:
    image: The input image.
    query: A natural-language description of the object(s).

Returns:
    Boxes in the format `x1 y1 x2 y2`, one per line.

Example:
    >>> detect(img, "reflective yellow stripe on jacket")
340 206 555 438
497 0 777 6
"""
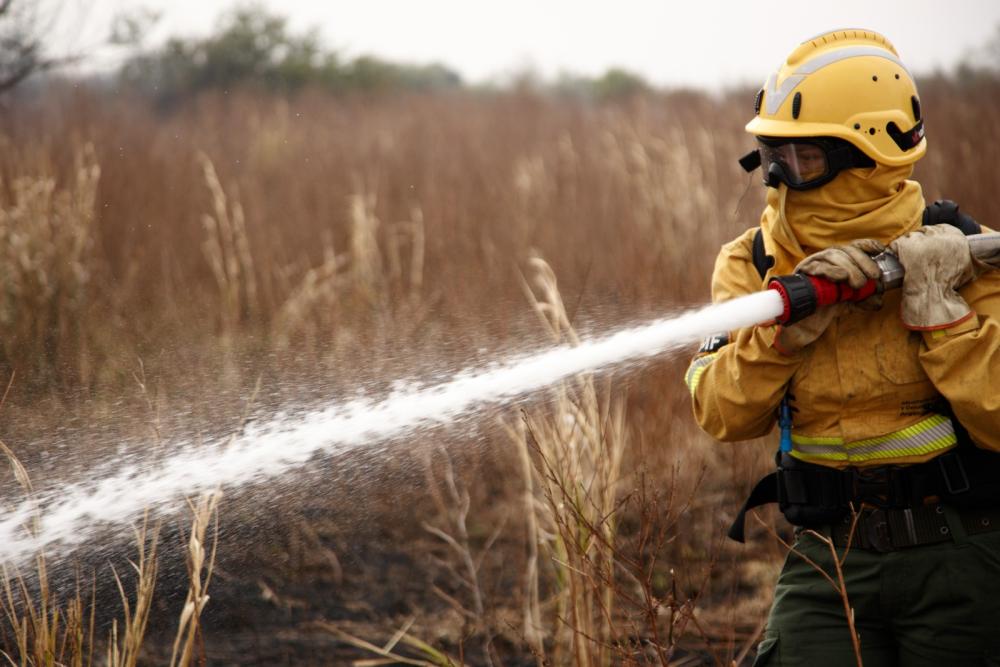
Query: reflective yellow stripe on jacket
685 353 718 397
790 414 958 464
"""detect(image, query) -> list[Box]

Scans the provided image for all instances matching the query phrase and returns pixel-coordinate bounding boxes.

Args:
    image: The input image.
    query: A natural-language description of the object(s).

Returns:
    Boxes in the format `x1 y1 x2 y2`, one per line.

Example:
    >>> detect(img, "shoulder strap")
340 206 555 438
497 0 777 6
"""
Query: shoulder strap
751 228 775 280
923 199 981 236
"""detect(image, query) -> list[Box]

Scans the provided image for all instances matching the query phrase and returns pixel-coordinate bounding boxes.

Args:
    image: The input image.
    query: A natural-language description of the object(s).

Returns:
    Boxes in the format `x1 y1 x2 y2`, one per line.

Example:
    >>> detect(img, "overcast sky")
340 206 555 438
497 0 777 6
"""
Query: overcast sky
54 0 1000 89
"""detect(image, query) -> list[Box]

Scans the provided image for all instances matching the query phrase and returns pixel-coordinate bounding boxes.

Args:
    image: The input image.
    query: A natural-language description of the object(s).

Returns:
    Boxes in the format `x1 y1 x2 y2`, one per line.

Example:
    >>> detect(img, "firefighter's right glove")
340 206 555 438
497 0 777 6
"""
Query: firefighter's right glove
772 239 885 356
889 225 980 330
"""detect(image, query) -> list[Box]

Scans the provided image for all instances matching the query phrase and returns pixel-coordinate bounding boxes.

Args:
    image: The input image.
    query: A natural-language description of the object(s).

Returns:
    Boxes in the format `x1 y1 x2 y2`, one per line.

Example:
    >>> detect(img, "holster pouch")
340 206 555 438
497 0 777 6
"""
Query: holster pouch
728 454 847 542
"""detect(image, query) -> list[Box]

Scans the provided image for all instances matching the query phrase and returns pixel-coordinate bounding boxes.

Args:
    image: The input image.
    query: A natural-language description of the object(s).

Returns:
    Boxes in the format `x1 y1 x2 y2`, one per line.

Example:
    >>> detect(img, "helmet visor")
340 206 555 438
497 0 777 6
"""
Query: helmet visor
756 138 832 188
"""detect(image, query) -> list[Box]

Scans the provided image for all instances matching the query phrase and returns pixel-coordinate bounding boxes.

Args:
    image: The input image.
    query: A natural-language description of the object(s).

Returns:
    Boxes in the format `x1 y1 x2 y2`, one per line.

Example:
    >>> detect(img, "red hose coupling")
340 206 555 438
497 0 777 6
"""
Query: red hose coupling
768 274 879 325
809 276 879 307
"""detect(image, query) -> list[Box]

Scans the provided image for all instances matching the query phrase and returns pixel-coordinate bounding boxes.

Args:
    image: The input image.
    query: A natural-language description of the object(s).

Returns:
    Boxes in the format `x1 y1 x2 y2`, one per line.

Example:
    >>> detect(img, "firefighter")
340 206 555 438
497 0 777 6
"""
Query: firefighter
685 29 1000 665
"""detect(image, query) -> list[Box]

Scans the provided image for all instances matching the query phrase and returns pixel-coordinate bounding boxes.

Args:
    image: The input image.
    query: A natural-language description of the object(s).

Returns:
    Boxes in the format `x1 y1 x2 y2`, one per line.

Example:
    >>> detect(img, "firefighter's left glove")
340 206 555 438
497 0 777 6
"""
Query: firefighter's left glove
773 304 844 356
889 225 981 330
795 238 886 309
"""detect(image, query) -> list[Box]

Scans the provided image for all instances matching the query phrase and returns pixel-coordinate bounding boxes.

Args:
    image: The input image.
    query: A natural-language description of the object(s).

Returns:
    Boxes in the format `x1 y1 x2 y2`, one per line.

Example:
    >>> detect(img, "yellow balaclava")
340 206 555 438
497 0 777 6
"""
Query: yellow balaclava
758 163 925 277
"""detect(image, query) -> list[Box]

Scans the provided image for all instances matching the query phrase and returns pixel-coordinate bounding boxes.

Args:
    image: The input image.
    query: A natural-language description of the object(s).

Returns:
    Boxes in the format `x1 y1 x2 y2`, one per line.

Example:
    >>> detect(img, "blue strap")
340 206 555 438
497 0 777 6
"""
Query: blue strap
779 396 794 453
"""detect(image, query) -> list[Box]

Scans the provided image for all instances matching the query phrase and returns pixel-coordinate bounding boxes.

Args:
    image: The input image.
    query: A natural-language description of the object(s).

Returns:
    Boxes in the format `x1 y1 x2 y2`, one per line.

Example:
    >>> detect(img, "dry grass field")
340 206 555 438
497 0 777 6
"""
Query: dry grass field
0 76 998 664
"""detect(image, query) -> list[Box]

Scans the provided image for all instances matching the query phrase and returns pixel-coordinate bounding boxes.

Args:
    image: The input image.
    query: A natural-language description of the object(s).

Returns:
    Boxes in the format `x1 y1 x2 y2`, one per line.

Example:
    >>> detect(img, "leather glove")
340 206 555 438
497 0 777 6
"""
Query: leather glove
888 225 979 330
795 238 886 310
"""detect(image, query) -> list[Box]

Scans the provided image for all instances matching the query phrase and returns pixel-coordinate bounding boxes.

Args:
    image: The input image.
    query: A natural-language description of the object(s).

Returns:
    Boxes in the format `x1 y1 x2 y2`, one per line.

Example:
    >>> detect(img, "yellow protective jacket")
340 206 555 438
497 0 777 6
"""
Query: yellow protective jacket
685 167 1000 468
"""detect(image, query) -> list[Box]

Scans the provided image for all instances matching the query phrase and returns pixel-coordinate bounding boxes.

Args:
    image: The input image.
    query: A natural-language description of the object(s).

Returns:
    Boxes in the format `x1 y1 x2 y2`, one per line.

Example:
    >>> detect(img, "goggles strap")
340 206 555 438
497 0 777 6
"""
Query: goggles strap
739 149 762 173
824 142 876 172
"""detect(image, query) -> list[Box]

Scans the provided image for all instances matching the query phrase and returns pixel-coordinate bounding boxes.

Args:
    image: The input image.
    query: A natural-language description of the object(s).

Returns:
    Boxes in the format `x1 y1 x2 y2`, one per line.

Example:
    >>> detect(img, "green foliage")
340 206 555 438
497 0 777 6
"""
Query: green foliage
591 67 649 100
118 5 462 103
554 67 651 101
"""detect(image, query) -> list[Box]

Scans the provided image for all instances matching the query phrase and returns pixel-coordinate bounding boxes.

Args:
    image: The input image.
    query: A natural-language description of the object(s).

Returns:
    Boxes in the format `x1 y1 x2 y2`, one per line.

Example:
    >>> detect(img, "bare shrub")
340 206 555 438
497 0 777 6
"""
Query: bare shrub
0 145 100 389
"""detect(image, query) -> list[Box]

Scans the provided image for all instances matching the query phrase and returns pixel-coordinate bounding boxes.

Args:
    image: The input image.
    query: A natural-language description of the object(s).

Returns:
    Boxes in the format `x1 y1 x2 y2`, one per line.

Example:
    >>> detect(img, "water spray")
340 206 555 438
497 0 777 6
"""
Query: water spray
3 232 998 568
0 290 784 566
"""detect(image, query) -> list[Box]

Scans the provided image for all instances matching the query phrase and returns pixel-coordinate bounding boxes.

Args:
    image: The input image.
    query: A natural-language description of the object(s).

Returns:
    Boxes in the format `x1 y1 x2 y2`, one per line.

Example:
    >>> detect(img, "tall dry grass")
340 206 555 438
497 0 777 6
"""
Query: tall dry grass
511 256 629 665
506 257 726 666
0 79 997 662
0 145 100 391
0 88 757 401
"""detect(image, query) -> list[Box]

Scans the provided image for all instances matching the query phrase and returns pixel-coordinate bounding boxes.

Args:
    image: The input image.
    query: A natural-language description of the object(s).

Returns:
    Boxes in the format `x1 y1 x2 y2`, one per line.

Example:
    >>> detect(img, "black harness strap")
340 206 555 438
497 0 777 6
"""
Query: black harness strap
728 472 777 542
751 228 774 280
923 199 981 236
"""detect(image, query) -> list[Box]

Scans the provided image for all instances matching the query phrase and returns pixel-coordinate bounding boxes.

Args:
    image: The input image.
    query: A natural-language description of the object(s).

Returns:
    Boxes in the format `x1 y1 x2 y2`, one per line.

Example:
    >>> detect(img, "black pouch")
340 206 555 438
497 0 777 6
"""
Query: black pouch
776 453 849 527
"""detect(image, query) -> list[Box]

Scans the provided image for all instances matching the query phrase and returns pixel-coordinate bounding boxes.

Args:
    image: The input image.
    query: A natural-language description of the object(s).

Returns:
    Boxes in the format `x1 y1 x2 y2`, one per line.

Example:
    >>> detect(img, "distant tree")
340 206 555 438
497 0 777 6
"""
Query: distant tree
344 56 462 92
119 5 462 104
591 68 649 100
0 0 76 94
950 23 1000 85
552 67 651 101
109 7 160 50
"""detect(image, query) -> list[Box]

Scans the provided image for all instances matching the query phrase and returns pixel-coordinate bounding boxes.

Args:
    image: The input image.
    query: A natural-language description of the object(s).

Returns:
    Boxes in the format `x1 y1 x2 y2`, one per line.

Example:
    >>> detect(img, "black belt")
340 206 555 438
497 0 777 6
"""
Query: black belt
823 503 1000 552
729 443 1000 543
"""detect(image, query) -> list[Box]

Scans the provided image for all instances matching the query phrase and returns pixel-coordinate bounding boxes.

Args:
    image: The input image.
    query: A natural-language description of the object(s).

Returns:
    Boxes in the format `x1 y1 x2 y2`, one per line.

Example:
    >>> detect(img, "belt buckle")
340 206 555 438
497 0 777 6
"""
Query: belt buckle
862 508 893 552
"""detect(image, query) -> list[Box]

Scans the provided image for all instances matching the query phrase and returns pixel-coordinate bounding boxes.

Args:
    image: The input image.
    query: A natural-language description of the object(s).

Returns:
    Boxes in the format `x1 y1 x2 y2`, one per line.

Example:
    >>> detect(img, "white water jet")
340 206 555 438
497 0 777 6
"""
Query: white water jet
0 290 784 566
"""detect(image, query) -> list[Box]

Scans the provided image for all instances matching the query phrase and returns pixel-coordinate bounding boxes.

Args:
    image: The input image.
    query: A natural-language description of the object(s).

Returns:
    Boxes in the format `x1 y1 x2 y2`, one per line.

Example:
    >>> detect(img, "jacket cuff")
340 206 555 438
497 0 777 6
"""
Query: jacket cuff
922 311 980 347
764 324 806 359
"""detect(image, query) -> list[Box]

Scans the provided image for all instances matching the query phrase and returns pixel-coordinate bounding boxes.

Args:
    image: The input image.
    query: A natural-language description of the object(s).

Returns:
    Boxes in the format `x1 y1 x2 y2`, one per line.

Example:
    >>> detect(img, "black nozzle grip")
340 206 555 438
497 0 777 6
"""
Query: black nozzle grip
768 274 818 325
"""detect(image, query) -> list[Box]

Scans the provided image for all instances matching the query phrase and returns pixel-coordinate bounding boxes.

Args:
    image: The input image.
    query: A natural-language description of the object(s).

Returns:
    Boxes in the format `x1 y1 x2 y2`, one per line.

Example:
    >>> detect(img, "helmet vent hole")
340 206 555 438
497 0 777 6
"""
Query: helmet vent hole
872 75 878 82
911 95 922 121
754 88 764 115
792 92 802 119
869 127 876 135
895 73 901 79
854 123 861 130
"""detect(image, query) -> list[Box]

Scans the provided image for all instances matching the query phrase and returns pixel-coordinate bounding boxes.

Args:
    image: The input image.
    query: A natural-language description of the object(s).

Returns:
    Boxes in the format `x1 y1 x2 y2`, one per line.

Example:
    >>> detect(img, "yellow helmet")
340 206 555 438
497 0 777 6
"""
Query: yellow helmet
746 29 925 167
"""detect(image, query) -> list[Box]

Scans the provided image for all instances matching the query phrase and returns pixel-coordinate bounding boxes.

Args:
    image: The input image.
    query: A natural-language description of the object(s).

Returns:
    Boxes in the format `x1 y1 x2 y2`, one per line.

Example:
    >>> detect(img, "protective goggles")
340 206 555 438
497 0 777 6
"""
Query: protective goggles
738 137 875 190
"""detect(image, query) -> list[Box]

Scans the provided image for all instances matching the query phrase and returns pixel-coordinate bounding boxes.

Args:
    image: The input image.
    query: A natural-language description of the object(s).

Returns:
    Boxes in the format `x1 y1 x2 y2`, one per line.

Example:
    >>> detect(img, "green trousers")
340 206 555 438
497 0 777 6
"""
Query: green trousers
754 513 1000 666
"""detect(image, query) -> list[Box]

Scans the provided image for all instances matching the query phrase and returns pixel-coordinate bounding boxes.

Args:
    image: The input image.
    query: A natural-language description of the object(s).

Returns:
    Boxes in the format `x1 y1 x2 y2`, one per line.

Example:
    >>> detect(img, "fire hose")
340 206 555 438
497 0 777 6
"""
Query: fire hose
767 232 1000 325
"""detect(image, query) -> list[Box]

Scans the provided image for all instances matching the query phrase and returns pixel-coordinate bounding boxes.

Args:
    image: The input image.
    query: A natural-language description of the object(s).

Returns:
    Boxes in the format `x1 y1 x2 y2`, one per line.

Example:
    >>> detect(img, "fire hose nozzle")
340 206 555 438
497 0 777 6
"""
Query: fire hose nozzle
768 274 818 325
769 273 881 325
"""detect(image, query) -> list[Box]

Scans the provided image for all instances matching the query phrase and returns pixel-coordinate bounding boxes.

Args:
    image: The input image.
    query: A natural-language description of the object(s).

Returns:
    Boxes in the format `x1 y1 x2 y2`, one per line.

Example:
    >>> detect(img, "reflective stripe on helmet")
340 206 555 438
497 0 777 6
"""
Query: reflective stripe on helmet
790 414 958 463
765 46 911 115
684 352 718 397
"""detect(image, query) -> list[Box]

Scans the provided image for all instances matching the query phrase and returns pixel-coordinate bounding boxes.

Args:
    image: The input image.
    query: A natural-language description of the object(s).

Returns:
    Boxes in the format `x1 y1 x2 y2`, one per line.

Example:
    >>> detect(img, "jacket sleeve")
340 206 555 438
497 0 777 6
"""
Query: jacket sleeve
684 230 805 442
919 270 1000 451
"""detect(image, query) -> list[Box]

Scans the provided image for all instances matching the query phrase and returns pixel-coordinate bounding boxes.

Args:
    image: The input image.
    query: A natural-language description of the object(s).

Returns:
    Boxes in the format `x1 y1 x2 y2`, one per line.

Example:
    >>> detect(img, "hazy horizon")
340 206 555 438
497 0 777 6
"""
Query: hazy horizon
48 0 1000 90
